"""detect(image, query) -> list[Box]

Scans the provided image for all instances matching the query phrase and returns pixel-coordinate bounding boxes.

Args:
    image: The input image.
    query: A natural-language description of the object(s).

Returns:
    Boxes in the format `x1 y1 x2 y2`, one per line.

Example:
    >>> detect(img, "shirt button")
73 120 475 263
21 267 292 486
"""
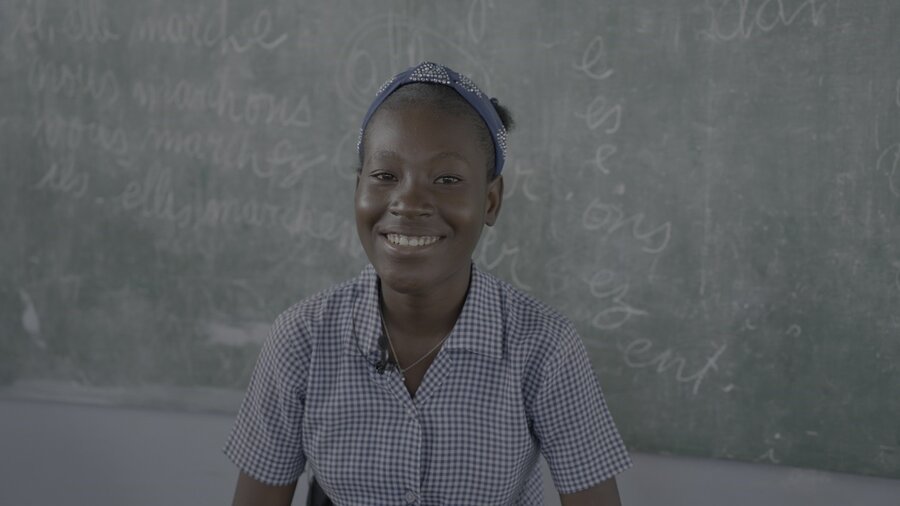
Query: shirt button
404 490 417 503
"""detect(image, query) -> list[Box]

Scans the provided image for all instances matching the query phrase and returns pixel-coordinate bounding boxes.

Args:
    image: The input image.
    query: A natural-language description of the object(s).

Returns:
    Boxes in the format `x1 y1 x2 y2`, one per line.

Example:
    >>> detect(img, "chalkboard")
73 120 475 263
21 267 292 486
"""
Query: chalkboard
1 0 898 480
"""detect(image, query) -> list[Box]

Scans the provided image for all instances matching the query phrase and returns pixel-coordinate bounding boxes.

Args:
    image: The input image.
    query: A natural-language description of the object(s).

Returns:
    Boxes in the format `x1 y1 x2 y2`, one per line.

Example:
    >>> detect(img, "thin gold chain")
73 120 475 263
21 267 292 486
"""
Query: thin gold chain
380 311 451 379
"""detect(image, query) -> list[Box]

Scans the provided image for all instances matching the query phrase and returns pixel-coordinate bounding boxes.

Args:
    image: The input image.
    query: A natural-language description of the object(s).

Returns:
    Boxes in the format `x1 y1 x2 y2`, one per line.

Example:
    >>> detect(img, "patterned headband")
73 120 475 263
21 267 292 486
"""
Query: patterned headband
357 61 508 177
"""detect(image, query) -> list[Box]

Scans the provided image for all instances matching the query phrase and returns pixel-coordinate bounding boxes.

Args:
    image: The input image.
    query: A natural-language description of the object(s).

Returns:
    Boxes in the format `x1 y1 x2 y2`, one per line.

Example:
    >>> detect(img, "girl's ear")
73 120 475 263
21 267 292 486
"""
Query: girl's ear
484 176 503 226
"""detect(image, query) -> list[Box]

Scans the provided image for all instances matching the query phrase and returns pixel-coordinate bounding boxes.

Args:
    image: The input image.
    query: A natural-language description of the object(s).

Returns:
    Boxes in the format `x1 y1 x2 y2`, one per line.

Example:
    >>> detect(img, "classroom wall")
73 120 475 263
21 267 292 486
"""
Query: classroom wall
2 399 898 506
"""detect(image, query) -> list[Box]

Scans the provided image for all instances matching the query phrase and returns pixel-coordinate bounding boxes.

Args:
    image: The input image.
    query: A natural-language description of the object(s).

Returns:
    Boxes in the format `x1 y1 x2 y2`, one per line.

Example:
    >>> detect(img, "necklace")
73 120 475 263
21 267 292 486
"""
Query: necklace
380 307 451 379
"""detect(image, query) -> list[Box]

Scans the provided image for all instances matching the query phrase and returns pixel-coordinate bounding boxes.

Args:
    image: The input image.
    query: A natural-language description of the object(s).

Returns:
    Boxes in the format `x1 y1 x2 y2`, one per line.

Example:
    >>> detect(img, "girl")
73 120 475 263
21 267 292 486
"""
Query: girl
226 62 631 505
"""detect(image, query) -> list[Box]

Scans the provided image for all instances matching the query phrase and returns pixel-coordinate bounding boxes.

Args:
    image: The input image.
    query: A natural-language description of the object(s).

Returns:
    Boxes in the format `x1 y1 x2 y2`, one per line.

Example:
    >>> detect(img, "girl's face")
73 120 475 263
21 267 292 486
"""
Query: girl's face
355 102 503 296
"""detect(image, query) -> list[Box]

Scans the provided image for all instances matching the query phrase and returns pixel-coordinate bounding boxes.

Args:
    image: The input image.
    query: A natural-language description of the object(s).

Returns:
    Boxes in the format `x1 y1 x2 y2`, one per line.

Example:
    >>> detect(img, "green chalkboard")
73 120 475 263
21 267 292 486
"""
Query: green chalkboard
1 0 898 479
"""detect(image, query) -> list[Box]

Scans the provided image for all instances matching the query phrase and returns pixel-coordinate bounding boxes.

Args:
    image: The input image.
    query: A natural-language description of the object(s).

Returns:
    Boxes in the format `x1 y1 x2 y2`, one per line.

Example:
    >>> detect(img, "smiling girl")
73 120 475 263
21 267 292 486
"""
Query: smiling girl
226 62 631 505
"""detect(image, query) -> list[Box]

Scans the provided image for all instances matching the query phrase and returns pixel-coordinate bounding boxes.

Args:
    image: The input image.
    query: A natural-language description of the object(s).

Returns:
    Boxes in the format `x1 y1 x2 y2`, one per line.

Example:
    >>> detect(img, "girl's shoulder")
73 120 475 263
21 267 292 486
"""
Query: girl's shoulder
475 266 579 348
267 269 369 349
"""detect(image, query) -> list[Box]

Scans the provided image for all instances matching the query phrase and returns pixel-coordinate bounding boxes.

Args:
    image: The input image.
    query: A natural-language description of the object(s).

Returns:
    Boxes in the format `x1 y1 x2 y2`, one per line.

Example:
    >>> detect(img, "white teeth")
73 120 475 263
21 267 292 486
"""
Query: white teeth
386 234 440 247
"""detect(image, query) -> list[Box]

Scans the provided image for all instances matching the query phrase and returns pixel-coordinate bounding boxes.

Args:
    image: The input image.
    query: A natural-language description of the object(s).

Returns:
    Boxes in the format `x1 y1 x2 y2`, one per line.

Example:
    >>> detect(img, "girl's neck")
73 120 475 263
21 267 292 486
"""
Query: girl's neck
379 264 471 341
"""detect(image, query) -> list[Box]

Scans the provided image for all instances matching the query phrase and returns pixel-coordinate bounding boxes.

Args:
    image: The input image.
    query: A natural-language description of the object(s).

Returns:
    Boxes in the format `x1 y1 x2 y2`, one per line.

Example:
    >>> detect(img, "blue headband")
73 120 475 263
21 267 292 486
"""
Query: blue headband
357 61 508 177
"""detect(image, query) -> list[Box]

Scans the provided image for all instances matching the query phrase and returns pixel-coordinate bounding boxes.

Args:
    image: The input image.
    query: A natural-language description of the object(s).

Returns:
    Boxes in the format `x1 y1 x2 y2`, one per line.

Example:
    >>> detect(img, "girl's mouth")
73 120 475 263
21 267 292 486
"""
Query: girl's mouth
385 233 442 248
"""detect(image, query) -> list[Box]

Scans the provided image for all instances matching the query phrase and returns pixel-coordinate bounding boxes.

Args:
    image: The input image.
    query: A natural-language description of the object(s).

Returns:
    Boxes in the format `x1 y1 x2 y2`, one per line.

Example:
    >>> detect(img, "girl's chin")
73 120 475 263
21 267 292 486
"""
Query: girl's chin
376 268 435 296
373 260 470 298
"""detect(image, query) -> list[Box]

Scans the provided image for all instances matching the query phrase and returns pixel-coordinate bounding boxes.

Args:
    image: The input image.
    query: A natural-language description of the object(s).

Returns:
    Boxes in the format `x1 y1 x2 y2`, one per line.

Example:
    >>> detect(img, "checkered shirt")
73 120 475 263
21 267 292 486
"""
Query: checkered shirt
224 263 631 504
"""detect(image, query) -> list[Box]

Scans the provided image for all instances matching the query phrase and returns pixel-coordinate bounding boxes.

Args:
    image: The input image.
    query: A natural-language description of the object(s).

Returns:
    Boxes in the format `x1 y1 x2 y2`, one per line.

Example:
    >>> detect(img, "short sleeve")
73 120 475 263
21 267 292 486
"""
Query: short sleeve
223 310 312 486
529 325 632 494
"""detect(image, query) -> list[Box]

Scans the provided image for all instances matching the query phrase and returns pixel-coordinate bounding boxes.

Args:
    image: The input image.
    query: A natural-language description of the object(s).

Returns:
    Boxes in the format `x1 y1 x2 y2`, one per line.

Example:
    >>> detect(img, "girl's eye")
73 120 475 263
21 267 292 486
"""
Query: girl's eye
371 172 396 182
435 175 461 184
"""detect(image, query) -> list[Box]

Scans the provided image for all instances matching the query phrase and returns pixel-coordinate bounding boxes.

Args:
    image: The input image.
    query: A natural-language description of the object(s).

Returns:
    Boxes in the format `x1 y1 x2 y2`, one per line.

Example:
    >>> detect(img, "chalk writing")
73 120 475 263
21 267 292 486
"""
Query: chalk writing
129 0 286 54
467 0 494 44
756 447 781 464
119 162 191 228
576 34 626 177
622 338 728 395
139 127 265 176
577 95 622 134
229 7 287 53
701 0 828 42
137 128 327 186
475 228 532 290
141 127 229 163
337 15 490 109
544 254 573 297
33 114 128 157
785 324 802 337
590 144 618 175
581 197 672 254
198 194 281 230
10 0 54 43
876 445 897 467
875 143 900 197
35 157 89 198
475 227 516 269
282 206 358 243
584 270 648 330
18 289 46 349
574 35 614 80
27 58 120 107
340 44 385 109
573 31 670 332
500 161 542 202
268 140 328 189
118 162 295 230
62 0 119 43
116 161 359 250
131 75 311 129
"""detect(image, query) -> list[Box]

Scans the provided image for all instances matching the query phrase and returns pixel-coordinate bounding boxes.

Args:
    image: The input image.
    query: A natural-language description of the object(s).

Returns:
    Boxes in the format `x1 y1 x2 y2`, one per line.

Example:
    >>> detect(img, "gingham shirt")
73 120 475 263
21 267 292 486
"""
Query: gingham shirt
224 263 631 505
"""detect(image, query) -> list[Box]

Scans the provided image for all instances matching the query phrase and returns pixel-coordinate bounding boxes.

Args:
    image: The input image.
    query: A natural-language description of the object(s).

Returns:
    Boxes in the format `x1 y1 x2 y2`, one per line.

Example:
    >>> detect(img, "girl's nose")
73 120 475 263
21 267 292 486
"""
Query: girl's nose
389 177 433 218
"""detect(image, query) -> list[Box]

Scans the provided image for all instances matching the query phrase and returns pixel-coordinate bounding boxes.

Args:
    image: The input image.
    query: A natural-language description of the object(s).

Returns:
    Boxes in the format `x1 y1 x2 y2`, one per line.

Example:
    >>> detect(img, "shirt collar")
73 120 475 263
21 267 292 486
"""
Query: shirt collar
346 263 503 361
346 264 382 359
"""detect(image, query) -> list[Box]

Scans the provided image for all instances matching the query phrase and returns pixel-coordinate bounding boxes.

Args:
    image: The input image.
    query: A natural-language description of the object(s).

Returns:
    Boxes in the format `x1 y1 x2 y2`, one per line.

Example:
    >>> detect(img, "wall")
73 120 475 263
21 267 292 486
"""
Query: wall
2 399 898 506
